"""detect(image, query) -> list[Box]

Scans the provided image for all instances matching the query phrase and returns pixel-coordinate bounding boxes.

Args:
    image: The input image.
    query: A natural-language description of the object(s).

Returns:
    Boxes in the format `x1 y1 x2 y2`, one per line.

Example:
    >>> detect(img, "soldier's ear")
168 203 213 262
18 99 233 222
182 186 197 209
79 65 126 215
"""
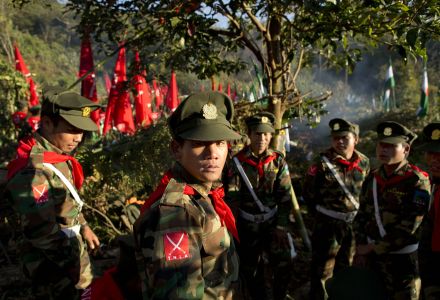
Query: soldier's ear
170 139 183 161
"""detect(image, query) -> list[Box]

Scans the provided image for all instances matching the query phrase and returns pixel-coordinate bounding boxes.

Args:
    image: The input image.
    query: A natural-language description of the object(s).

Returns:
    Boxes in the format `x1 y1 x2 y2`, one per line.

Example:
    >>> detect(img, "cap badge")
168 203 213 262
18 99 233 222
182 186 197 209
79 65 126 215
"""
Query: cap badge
202 103 217 119
82 107 91 117
333 123 340 130
384 127 392 136
261 116 269 124
432 129 440 141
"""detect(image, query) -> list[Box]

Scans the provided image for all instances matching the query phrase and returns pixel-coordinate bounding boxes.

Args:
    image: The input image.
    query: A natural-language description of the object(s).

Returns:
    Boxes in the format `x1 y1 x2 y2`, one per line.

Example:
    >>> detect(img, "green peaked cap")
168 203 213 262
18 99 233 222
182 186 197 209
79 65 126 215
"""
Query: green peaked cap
376 121 417 145
168 91 240 141
329 118 359 136
42 88 101 131
245 112 275 133
419 122 440 153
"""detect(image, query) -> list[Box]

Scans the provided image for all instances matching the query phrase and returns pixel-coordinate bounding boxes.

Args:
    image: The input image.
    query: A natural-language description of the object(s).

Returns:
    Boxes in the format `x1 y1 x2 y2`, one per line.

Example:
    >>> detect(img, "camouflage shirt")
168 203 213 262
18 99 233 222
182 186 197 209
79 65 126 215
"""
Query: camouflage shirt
356 160 431 255
134 163 240 300
226 146 293 227
302 148 370 213
4 132 91 287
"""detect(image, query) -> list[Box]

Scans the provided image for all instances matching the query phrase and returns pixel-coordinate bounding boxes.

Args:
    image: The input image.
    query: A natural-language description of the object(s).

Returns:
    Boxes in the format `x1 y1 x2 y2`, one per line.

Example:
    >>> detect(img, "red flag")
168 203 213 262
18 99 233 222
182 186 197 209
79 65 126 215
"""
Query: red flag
165 70 179 112
218 82 223 92
132 51 152 127
14 44 39 107
152 78 163 110
227 83 231 97
211 76 215 91
103 71 112 95
79 34 100 127
103 46 135 135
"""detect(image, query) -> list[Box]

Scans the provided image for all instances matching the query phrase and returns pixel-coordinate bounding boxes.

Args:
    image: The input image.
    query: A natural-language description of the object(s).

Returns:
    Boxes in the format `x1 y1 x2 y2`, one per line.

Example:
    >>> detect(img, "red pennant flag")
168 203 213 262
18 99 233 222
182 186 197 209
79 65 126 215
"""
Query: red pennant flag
132 51 152 127
103 71 112 95
103 46 135 135
227 83 231 97
152 78 163 110
14 44 39 107
211 76 215 91
218 82 223 92
79 34 100 128
165 70 179 112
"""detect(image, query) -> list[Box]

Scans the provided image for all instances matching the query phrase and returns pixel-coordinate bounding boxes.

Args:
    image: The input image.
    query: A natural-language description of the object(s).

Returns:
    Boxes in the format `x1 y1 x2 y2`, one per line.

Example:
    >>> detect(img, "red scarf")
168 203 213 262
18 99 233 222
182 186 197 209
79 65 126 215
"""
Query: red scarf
374 165 428 193
336 156 362 172
141 170 239 241
7 136 84 189
236 150 278 179
431 184 440 251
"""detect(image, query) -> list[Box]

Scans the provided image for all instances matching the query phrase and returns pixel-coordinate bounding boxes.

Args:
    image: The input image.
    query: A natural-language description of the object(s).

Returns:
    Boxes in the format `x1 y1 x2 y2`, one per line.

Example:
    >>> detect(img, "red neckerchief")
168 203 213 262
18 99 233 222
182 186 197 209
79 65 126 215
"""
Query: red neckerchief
373 164 415 193
336 156 362 172
141 170 239 242
7 136 84 189
431 184 440 251
236 149 278 179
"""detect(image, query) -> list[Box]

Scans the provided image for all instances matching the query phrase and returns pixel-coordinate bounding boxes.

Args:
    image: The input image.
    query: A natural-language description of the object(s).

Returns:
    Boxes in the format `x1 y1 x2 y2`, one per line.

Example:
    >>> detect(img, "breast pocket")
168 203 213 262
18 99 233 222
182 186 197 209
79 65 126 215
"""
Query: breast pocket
202 216 230 257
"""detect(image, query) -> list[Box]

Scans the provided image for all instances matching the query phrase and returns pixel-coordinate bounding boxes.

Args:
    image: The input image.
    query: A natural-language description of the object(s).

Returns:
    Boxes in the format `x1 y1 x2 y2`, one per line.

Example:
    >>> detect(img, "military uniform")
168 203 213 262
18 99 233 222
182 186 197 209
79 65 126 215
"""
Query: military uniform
134 92 241 300
226 112 293 300
356 121 431 300
303 118 370 300
4 90 100 299
418 123 440 299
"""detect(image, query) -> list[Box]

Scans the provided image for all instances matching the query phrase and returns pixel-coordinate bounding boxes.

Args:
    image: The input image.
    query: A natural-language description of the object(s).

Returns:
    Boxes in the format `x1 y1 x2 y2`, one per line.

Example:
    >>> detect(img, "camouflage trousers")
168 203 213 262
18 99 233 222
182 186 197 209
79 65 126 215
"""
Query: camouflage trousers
369 251 421 300
22 233 93 299
237 218 293 300
310 215 356 300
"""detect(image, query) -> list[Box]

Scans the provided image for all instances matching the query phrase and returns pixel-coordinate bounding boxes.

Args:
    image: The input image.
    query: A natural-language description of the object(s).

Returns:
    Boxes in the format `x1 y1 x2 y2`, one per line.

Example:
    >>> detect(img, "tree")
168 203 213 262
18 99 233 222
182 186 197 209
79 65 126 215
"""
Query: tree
63 0 440 149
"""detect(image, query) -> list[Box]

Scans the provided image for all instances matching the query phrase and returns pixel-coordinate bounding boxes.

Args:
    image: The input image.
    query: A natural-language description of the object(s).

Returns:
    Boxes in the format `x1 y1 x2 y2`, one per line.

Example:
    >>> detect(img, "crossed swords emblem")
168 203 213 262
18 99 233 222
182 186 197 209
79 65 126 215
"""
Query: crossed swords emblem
166 233 188 257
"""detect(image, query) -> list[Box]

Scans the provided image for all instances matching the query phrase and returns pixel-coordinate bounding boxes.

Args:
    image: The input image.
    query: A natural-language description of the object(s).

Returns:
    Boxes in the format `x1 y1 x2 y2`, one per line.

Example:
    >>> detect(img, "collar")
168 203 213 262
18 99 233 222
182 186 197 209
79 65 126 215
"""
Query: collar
34 132 65 155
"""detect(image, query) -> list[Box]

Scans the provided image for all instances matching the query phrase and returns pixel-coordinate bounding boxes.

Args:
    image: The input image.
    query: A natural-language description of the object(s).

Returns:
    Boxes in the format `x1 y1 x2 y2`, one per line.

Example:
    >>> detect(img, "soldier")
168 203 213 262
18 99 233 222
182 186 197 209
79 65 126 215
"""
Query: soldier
226 112 294 300
134 91 241 299
356 121 431 300
303 118 370 300
418 122 440 299
4 88 100 299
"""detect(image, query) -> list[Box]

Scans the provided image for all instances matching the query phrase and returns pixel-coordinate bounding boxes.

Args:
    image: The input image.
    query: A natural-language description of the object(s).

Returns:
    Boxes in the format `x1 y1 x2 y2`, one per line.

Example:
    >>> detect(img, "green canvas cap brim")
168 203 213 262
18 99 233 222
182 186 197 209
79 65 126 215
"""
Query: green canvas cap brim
249 124 275 133
61 113 99 131
379 136 408 144
179 123 241 141
418 142 440 153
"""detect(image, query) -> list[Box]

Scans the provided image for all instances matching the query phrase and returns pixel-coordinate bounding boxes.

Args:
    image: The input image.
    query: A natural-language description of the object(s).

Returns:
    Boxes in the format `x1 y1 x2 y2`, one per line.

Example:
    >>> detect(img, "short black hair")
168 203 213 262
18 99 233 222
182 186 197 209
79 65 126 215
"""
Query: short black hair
40 100 62 126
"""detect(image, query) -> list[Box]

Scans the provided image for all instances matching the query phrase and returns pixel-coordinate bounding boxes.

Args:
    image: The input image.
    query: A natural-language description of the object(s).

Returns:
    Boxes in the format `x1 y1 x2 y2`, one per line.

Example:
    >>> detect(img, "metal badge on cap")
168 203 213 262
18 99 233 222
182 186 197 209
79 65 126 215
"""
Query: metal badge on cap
202 103 217 119
261 116 269 123
383 127 392 136
333 123 340 130
432 129 440 140
82 107 91 117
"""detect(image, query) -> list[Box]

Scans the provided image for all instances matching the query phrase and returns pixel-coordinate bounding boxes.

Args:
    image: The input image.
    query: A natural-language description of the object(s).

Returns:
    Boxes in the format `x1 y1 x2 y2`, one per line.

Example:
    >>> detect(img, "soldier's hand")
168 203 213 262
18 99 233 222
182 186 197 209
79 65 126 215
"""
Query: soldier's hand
81 224 100 251
273 227 289 250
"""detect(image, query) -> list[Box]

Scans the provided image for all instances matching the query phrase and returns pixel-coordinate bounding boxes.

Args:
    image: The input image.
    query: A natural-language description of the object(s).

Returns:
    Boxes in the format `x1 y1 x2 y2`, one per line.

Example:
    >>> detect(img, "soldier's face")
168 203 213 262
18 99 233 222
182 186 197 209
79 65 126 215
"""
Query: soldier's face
249 131 272 155
426 152 440 177
376 142 409 165
42 117 84 153
173 139 228 183
331 132 358 159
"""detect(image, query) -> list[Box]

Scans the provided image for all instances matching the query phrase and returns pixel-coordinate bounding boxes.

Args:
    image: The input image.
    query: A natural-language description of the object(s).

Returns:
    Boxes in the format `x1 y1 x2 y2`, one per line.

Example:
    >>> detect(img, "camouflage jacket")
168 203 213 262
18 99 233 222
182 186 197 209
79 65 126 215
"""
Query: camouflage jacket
356 160 431 255
419 177 440 288
134 163 240 300
302 148 370 214
4 132 89 283
226 146 293 228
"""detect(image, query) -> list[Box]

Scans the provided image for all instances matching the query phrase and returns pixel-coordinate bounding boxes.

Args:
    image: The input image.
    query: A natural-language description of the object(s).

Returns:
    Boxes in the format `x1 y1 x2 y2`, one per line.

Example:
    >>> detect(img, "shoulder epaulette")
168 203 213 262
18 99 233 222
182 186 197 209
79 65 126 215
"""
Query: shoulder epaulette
159 178 190 207
409 164 429 178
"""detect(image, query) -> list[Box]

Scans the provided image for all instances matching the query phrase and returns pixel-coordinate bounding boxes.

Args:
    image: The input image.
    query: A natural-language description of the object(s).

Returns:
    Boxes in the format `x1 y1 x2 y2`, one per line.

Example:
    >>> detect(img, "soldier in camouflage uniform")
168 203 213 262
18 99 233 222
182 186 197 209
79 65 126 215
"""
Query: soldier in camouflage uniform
417 122 440 300
4 89 101 299
356 121 431 300
302 118 370 300
134 91 241 300
226 112 294 300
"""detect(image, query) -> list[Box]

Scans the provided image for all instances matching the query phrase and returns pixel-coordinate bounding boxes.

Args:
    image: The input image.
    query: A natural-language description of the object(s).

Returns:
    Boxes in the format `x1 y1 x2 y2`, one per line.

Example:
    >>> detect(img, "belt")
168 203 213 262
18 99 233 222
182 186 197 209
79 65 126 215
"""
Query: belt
61 224 81 238
316 205 357 223
389 243 419 254
239 206 278 224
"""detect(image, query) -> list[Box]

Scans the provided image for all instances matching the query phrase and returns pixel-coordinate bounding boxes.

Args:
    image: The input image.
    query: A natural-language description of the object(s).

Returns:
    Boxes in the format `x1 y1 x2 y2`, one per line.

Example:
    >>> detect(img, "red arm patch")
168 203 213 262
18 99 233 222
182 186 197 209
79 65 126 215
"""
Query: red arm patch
32 184 49 204
164 231 191 261
307 165 318 176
